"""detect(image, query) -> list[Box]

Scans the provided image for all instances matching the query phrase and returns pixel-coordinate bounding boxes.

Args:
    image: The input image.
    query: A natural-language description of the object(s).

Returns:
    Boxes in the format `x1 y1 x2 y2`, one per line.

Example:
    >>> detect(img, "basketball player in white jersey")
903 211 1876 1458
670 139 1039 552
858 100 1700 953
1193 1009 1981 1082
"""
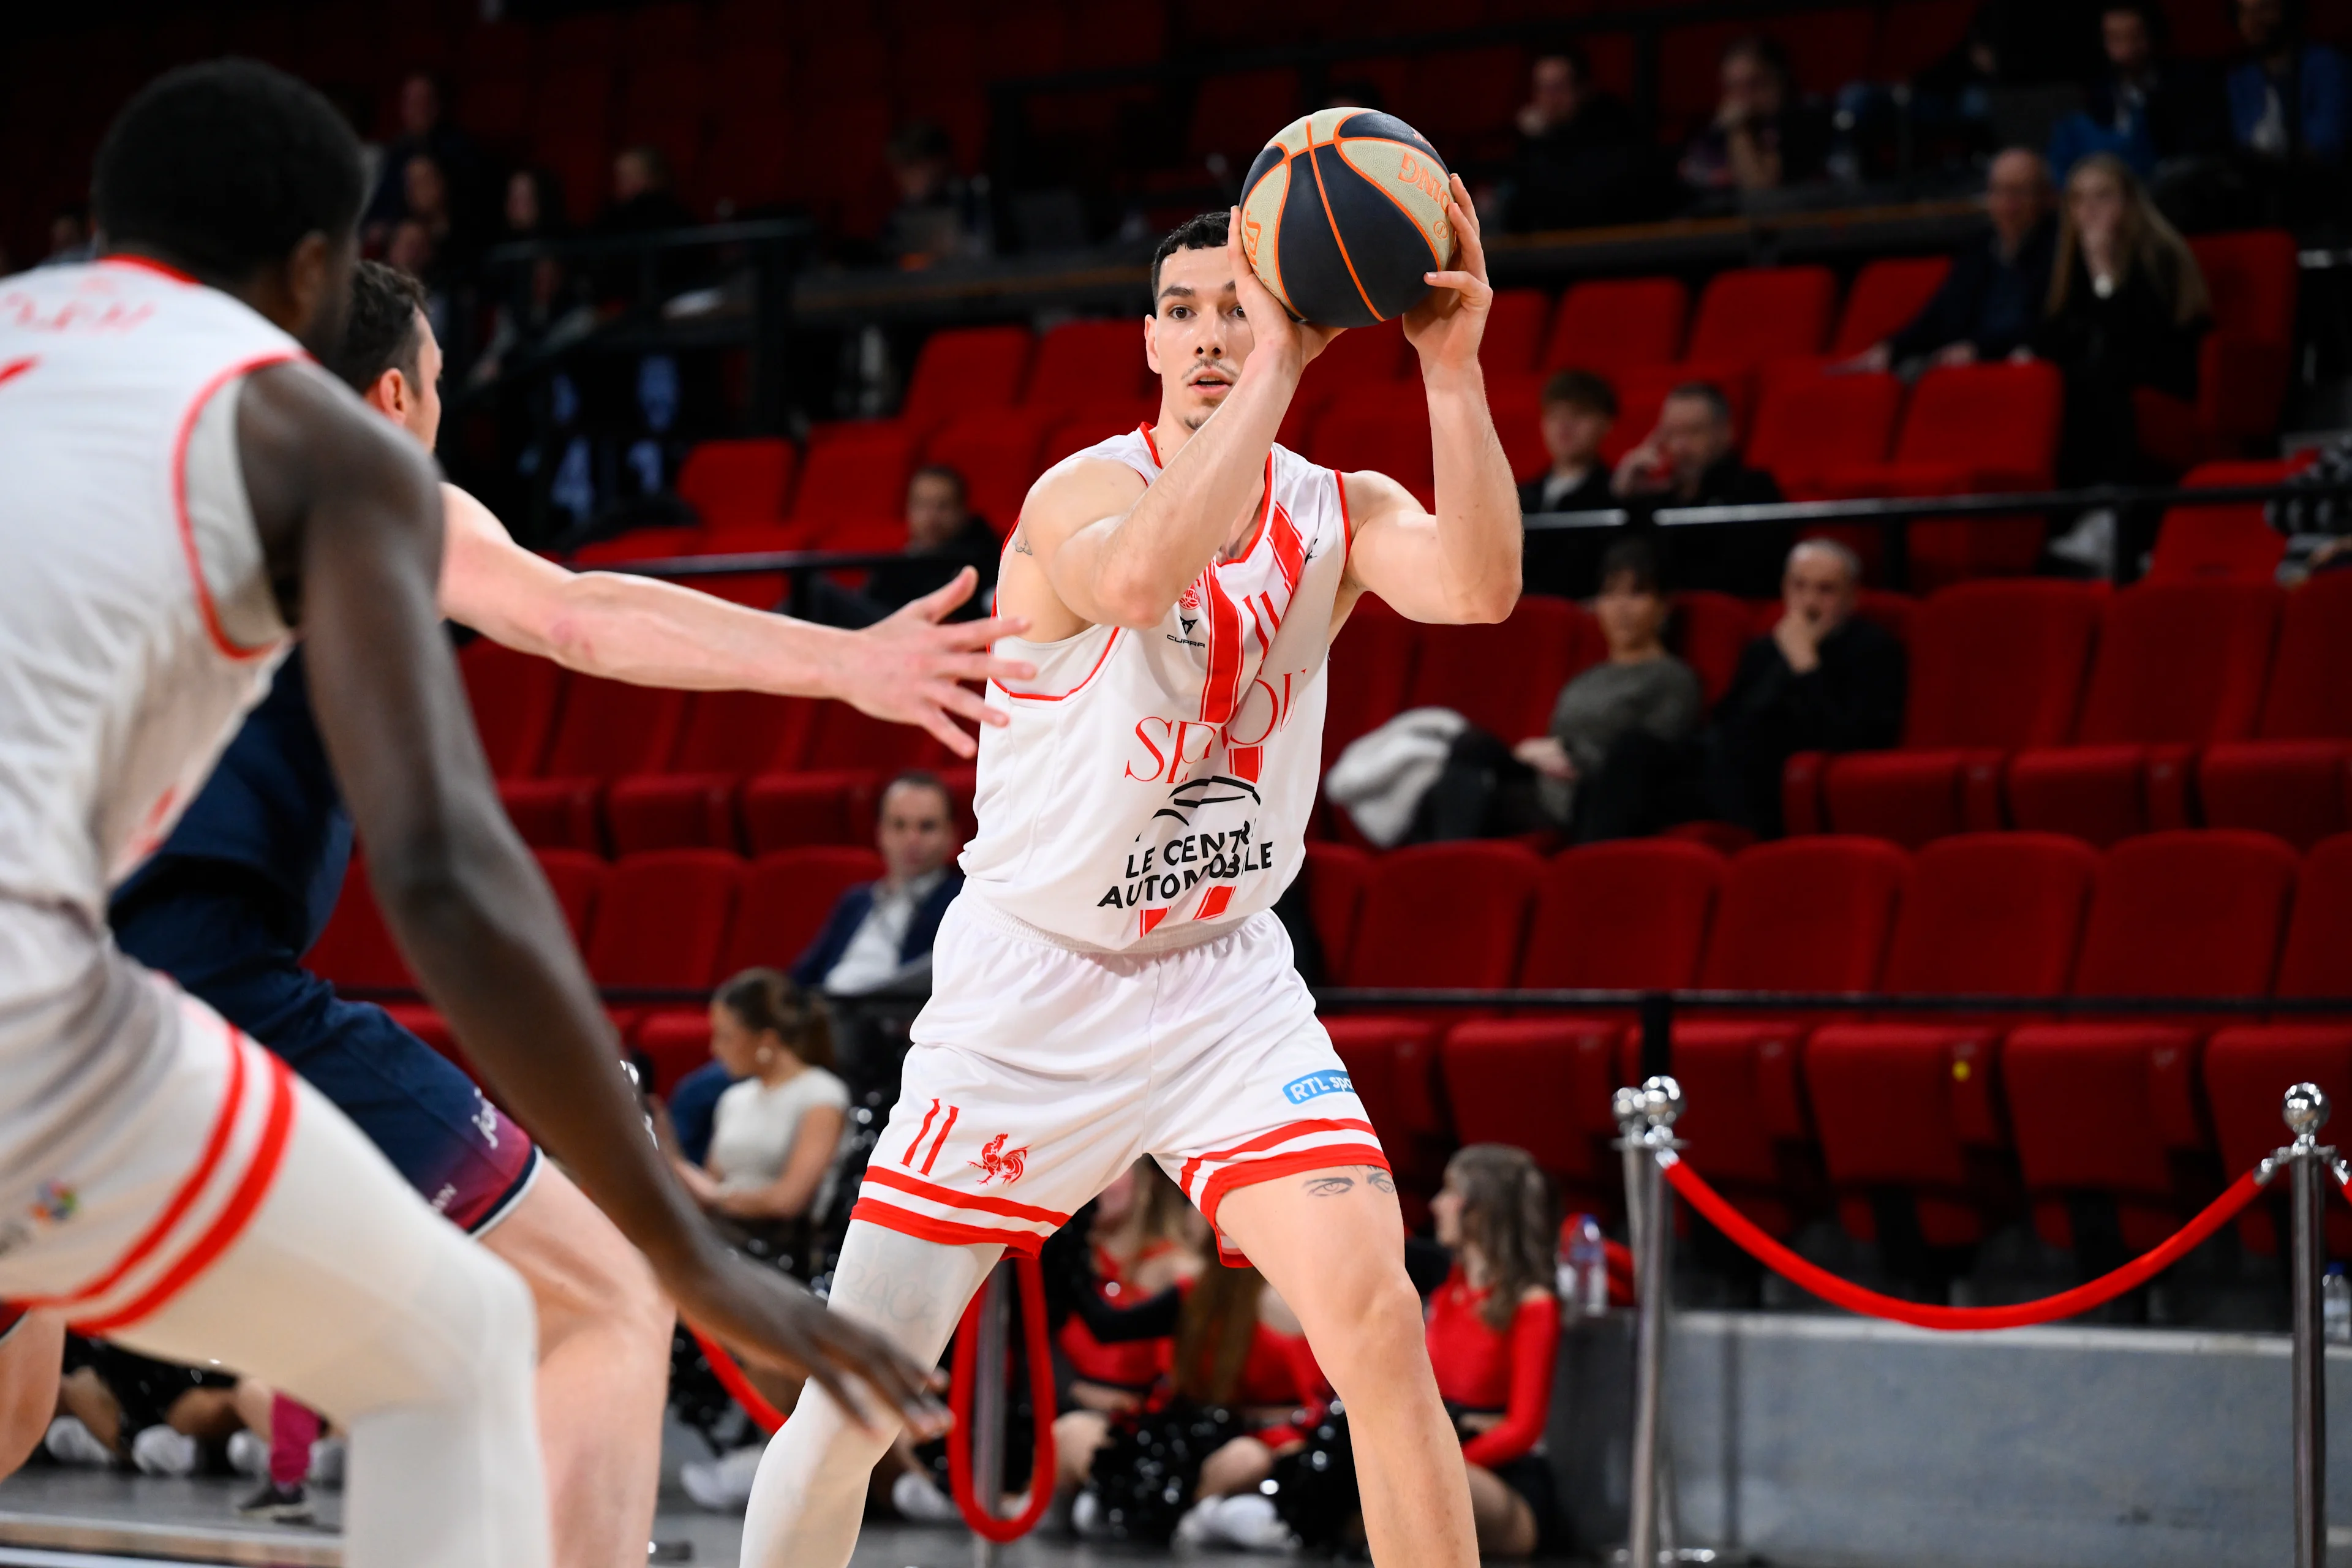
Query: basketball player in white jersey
0 61 940 1567
740 190 1520 1566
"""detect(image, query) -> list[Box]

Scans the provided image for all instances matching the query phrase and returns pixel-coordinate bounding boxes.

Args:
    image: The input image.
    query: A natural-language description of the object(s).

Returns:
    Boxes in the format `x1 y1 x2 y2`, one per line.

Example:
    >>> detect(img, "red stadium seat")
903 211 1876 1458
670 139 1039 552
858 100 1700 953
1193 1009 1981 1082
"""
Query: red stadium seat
1831 257 1953 357
533 848 608 949
2004 831 2301 1251
499 678 688 851
1480 288 1551 376
1542 277 1687 375
1311 382 1431 507
1805 834 2100 1246
1186 67 1300 163
2144 459 2300 584
1820 580 2102 846
1684 266 1838 370
677 438 798 530
307 858 410 993
2199 572 2352 848
1746 371 1903 499
1669 590 1755 706
2135 232 2297 469
583 851 743 993
1043 402 1160 466
902 325 1035 434
724 847 885 976
605 694 817 854
1283 320 1409 450
1404 597 1597 745
2005 582 2282 845
1322 595 1420 768
459 641 564 781
1301 842 1371 979
1022 319 1152 412
790 422 918 540
1520 840 1726 992
921 406 1057 537
742 773 880 853
1672 838 1910 1234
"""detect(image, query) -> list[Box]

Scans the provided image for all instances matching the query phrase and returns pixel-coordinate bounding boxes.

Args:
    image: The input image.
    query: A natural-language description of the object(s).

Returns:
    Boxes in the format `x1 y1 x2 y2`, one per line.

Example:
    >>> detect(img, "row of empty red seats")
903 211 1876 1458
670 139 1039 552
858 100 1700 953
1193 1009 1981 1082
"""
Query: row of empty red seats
1787 573 2352 851
307 843 886 1095
596 232 2293 581
1306 830 2352 1260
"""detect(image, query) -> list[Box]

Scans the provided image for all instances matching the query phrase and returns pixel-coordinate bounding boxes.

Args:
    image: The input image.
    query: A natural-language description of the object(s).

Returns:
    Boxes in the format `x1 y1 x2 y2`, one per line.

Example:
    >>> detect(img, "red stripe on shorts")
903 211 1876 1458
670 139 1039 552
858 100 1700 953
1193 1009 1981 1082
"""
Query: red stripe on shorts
861 1166 1072 1226
1177 1117 1379 1195
850 1198 1047 1256
24 1019 249 1311
920 1104 960 1177
902 1098 942 1166
1198 1143 1392 1235
74 1050 300 1335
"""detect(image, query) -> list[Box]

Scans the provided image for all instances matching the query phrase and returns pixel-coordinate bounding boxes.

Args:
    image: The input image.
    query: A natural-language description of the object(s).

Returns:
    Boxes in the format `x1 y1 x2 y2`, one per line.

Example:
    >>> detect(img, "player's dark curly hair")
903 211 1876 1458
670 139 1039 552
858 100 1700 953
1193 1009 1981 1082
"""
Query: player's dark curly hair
333 262 429 395
715 967 834 1071
1447 1144 1558 1330
1151 210 1229 300
94 59 364 283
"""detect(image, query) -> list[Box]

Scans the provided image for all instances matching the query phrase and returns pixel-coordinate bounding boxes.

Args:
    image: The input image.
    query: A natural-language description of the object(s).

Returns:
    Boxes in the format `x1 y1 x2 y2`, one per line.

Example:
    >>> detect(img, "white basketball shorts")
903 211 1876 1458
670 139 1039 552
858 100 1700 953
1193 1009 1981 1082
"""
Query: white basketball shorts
850 896 1387 1261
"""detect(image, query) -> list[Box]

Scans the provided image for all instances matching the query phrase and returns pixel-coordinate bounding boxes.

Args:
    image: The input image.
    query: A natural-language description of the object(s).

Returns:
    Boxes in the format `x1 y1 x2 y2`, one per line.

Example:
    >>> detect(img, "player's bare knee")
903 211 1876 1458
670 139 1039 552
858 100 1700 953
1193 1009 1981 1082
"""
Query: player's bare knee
1309 1271 1428 1392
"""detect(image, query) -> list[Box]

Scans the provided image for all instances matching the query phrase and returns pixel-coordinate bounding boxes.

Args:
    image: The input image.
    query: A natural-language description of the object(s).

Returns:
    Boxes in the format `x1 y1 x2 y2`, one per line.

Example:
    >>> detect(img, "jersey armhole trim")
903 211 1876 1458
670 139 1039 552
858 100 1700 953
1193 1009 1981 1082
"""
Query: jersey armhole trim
102 255 198 285
175 350 302 662
992 627 1122 703
1336 471 1354 559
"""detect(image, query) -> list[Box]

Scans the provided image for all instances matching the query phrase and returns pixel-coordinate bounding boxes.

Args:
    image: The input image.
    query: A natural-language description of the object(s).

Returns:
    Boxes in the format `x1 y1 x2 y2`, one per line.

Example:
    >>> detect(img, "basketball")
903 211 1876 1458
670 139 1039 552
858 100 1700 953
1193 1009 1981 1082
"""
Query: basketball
1238 109 1458 330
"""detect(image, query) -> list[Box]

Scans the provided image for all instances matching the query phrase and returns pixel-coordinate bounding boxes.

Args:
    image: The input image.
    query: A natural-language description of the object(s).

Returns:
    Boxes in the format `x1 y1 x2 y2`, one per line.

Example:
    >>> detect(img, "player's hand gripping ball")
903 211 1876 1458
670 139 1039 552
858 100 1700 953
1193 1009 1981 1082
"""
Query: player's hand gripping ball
1239 109 1460 328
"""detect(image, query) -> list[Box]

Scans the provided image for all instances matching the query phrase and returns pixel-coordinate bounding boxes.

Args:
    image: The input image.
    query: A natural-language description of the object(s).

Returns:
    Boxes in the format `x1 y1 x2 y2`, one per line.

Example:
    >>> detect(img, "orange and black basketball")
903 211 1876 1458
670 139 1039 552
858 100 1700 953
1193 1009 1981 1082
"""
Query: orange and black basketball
1238 109 1458 329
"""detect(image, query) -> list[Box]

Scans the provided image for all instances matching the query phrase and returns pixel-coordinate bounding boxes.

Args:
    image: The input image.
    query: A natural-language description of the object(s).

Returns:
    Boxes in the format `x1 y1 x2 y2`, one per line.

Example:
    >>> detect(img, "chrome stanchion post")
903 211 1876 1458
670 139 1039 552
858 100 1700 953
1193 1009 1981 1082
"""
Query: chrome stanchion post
1619 1076 1694 1567
2283 1084 2331 1568
970 1257 1012 1568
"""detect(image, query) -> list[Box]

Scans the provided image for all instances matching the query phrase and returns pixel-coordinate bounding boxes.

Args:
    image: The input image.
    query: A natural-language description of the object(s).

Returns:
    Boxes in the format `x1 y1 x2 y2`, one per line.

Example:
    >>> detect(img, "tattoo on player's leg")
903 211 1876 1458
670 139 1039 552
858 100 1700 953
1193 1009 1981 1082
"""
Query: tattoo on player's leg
1363 1166 1395 1193
1305 1174 1355 1197
829 1259 949 1330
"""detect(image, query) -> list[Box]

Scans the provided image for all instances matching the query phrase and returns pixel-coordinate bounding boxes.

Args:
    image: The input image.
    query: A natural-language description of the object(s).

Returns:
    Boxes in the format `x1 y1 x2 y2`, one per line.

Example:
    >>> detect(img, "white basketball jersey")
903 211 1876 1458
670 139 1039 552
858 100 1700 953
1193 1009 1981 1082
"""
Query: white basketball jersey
960 425 1354 951
0 259 300 930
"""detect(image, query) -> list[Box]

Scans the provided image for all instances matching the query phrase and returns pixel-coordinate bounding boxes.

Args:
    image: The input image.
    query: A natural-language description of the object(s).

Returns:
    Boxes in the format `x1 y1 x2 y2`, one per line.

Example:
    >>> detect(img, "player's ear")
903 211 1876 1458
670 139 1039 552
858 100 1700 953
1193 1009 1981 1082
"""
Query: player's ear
1142 311 1161 377
364 368 407 421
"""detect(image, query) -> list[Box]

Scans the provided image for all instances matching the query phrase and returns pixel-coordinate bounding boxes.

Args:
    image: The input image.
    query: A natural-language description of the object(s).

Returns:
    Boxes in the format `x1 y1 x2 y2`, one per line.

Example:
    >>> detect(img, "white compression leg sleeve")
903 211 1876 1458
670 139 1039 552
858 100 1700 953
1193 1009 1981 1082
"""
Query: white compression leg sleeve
739 1221 999 1568
108 1074 549 1568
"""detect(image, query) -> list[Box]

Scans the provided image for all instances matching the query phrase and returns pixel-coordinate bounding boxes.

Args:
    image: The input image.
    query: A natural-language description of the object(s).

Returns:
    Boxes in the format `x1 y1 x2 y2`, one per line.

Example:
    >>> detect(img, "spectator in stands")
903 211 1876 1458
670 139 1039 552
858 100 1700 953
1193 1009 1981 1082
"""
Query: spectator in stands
2225 0 2347 167
1512 540 1703 843
1849 149 2055 372
2027 151 2209 489
882 120 993 267
810 466 1001 627
671 968 850 1228
1497 47 1654 232
1707 539 1905 836
363 72 483 251
2269 433 2352 580
1518 370 1619 600
1679 35 1832 198
472 167 588 387
2048 2 2225 178
599 144 695 236
793 772 965 998
1611 382 1788 597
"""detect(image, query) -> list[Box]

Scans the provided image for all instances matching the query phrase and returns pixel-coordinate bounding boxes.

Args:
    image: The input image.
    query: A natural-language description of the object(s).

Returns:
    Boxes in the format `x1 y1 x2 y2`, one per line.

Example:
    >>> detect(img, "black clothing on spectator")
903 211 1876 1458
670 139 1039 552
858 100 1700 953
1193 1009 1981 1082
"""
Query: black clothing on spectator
591 188 702 303
1887 216 2057 363
1518 470 1618 600
1679 100 1835 194
1709 618 1907 836
1627 460 1789 599
2029 255 2207 484
365 124 489 235
807 516 1001 628
1502 94 1661 232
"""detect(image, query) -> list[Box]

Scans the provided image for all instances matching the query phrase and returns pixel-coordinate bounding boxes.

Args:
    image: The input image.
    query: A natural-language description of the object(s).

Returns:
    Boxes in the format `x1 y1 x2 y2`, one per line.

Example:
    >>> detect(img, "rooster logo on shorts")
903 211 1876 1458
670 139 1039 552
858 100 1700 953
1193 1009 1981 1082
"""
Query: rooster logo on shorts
970 1133 1028 1186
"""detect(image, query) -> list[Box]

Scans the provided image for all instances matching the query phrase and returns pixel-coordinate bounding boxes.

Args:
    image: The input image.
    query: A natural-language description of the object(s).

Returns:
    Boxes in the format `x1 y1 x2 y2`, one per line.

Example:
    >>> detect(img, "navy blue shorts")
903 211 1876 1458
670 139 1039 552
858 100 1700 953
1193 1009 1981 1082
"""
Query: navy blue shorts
111 864 538 1235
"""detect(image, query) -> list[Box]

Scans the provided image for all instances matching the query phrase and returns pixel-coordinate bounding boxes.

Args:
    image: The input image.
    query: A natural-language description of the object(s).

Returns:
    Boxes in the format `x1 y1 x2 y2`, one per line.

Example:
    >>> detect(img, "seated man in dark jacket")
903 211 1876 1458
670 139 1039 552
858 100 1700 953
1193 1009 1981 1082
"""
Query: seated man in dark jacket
811 465 1001 627
1611 381 1787 597
1851 148 2057 371
665 772 963 1154
1708 540 1906 835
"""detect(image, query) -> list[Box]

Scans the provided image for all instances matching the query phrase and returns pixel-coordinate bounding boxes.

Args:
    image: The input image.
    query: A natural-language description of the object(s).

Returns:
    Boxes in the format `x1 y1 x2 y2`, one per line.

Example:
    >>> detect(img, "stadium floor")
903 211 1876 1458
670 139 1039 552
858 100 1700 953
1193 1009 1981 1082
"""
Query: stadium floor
6 1469 1578 1568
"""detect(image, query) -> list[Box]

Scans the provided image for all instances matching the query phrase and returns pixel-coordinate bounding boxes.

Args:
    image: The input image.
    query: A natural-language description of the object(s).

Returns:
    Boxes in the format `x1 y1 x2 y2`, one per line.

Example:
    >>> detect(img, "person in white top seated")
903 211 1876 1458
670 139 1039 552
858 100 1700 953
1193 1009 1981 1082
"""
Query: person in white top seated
674 970 852 1227
793 772 965 998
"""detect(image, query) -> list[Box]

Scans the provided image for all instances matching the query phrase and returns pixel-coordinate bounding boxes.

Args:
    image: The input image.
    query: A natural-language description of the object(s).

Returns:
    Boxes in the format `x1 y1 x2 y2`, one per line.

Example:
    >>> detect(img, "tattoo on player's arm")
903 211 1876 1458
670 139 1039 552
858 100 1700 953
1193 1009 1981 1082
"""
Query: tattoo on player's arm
1011 530 1033 555
1365 1167 1396 1194
1305 1174 1355 1197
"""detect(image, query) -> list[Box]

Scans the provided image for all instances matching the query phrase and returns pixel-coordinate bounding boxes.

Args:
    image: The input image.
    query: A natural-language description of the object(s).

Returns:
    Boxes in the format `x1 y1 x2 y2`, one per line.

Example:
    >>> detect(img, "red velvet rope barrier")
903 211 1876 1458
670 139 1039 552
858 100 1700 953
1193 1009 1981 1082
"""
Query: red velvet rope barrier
688 1325 791 1435
947 1255 1059 1544
1660 1152 2268 1331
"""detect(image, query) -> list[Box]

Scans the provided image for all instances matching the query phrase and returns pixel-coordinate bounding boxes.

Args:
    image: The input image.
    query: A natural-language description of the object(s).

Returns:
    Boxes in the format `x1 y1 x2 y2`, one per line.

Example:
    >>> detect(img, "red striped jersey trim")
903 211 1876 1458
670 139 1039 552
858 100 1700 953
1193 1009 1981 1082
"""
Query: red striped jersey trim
861 1166 1072 1226
1199 571 1245 725
174 350 301 663
1177 1117 1381 1195
851 1198 1049 1256
1194 884 1235 922
995 628 1121 703
1199 1143 1392 1234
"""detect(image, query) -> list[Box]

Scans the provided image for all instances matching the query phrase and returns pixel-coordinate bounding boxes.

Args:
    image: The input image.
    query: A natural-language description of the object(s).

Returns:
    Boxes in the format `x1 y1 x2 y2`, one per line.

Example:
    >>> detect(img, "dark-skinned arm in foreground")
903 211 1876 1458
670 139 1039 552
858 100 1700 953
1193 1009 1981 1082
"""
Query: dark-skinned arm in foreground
235 360 942 1434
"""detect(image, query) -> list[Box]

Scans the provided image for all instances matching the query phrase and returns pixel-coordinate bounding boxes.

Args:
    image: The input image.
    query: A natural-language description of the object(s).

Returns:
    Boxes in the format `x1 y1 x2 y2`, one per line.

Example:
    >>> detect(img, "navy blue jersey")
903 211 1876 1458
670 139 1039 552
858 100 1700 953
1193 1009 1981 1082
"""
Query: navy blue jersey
111 647 353 954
